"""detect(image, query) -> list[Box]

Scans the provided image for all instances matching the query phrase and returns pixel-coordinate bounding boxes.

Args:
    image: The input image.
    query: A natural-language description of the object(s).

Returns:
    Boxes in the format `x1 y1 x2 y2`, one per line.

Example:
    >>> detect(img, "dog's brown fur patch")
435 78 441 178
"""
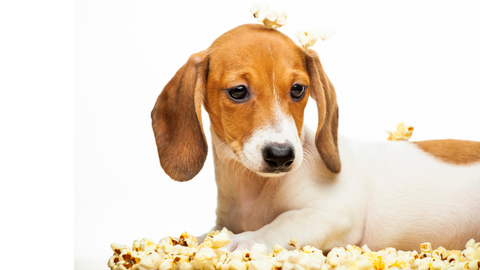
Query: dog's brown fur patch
414 139 480 165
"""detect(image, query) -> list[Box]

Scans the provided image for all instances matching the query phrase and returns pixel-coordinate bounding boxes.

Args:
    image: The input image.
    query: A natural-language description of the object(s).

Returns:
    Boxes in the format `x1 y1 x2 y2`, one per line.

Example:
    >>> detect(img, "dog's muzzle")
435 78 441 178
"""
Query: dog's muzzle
262 142 295 171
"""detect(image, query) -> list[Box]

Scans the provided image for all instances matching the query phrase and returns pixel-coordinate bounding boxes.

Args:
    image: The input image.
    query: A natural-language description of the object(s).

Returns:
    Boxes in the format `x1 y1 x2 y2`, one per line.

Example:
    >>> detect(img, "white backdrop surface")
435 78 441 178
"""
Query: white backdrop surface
75 1 480 269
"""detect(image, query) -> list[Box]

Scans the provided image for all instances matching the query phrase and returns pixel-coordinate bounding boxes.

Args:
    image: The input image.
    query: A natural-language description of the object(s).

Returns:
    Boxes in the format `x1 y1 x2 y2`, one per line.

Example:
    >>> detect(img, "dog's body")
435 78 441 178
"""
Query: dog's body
152 24 480 252
212 126 480 252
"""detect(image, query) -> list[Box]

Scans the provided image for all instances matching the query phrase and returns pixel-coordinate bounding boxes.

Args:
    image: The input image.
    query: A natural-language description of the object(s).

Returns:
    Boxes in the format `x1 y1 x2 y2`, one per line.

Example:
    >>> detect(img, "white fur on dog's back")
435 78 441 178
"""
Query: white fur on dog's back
349 138 480 250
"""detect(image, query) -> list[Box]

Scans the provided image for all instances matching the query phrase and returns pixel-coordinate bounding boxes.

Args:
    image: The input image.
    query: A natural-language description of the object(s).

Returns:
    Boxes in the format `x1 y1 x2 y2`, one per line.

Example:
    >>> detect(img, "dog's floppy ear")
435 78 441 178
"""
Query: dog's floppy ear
306 49 341 173
151 51 209 181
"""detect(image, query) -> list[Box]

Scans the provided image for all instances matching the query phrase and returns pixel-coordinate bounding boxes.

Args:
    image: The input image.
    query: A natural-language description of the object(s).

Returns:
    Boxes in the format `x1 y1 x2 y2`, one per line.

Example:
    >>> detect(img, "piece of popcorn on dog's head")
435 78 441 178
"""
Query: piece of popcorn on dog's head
296 27 334 51
250 3 287 30
250 2 269 22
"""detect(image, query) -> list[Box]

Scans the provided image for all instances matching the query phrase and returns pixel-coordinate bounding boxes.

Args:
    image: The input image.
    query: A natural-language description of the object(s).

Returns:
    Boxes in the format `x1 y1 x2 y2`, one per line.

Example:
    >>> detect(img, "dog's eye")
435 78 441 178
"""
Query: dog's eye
227 85 248 101
290 84 305 99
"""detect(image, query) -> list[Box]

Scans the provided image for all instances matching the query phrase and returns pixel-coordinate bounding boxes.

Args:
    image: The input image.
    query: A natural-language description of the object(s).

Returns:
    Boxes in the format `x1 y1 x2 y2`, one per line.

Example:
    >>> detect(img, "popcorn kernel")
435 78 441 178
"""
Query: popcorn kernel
387 123 414 141
250 3 287 30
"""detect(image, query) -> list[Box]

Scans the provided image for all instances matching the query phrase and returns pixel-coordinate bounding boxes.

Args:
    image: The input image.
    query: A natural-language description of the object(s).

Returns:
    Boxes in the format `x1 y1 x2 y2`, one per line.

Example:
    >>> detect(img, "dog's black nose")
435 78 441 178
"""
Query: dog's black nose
263 143 295 169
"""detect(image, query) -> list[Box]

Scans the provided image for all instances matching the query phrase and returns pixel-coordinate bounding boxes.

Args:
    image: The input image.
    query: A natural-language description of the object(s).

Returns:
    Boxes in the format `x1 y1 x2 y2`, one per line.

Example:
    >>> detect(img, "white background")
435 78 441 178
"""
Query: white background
2 1 479 270
75 1 480 268
1 1 73 270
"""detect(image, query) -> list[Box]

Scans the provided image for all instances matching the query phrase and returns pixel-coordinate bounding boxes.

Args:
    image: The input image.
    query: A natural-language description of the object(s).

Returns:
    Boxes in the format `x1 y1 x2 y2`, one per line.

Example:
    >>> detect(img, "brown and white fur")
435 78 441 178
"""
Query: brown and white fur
151 24 480 252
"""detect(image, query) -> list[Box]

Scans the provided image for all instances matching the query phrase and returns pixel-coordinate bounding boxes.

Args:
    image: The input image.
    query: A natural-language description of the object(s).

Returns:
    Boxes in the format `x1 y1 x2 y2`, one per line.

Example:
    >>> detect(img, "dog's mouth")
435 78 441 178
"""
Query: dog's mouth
253 164 297 177
255 170 289 177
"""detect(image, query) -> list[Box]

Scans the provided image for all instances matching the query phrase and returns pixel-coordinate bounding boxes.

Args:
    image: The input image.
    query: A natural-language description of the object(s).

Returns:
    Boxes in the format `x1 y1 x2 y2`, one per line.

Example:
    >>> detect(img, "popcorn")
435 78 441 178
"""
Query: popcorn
159 258 173 270
111 243 129 253
448 255 460 265
467 240 477 249
210 227 231 249
272 244 286 255
302 245 324 258
288 237 301 250
468 260 480 270
433 247 449 260
362 245 372 253
108 231 479 270
230 249 244 261
296 28 334 51
192 247 218 270
230 259 247 270
115 250 143 270
387 122 414 141
463 247 480 261
216 253 231 270
250 2 335 50
139 252 163 270
179 262 194 270
250 3 287 30
249 256 275 270
179 232 199 248
250 243 268 260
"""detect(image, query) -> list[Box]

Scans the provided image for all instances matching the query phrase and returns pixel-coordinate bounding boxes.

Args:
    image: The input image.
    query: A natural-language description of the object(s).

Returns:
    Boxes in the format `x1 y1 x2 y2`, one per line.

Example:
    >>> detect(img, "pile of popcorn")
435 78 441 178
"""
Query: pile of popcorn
387 123 414 141
108 228 480 270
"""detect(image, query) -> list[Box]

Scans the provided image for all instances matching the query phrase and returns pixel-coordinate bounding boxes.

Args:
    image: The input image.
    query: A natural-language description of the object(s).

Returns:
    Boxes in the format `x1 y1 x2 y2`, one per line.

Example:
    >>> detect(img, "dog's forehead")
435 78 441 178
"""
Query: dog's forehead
209 24 305 67
207 24 308 89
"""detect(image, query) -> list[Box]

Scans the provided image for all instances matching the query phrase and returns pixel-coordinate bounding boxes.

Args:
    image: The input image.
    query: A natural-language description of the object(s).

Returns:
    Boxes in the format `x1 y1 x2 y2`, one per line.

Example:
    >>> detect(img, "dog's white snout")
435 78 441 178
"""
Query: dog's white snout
269 132 289 144
241 116 303 176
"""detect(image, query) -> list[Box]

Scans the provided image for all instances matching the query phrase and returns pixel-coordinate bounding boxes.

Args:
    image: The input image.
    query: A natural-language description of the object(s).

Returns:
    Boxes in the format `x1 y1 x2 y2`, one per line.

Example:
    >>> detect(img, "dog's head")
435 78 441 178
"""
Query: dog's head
152 24 340 181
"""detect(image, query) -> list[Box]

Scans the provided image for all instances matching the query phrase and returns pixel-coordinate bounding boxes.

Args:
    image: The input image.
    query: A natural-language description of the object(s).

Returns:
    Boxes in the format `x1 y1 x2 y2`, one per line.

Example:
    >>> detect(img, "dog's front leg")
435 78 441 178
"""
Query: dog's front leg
226 206 363 252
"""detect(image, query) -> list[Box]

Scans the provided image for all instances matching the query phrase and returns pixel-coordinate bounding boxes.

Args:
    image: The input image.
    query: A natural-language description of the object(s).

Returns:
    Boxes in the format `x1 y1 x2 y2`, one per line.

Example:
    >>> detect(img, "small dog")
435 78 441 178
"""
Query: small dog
152 24 480 252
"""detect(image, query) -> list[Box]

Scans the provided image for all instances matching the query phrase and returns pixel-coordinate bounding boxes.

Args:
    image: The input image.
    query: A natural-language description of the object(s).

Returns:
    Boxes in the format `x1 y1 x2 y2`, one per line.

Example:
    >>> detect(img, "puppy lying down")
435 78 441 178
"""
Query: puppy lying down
109 23 480 270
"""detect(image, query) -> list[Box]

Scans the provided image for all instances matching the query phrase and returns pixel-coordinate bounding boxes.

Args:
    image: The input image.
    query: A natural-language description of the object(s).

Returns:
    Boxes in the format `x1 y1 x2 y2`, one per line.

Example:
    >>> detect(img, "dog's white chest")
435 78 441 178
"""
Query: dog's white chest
214 166 288 233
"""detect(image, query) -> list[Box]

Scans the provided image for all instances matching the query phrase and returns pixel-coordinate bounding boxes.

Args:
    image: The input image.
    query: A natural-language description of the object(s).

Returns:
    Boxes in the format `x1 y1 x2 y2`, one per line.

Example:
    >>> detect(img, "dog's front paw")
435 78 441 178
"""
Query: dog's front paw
225 232 266 252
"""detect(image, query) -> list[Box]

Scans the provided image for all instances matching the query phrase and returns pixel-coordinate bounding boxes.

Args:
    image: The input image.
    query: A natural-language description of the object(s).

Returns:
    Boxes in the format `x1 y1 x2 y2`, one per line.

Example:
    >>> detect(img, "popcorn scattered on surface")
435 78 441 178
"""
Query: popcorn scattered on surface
296 28 334 51
250 3 287 30
387 123 414 141
108 229 479 270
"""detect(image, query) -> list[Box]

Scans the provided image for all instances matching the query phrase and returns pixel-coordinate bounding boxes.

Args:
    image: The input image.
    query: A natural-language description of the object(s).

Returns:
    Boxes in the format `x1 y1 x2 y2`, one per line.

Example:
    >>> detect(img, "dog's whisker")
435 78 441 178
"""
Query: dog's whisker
310 154 317 171
301 152 309 167
242 166 248 177
299 160 308 172
307 155 316 172
228 149 243 177
246 167 253 180
226 151 239 183
216 141 229 155
220 149 233 169
234 160 242 177
221 149 239 184
303 149 317 171
224 155 232 183
305 154 314 170
214 140 227 146
230 147 246 178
